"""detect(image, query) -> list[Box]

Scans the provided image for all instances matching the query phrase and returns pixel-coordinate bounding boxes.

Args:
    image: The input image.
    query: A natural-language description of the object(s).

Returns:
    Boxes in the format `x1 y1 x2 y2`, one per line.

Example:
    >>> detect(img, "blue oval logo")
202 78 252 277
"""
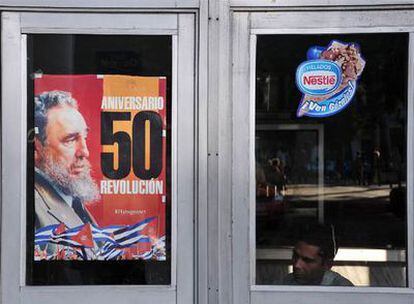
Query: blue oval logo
296 60 342 96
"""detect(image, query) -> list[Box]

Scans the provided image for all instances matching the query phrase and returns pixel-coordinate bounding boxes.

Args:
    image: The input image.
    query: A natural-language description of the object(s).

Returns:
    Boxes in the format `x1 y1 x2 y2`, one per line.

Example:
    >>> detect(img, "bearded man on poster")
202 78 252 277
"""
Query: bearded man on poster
34 90 100 229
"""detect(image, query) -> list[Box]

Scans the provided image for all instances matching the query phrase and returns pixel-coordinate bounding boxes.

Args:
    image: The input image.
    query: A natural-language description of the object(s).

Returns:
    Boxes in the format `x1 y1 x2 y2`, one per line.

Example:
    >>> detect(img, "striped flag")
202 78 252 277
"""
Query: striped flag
111 217 154 248
48 224 94 248
35 224 59 245
91 224 119 244
99 242 124 260
34 217 159 260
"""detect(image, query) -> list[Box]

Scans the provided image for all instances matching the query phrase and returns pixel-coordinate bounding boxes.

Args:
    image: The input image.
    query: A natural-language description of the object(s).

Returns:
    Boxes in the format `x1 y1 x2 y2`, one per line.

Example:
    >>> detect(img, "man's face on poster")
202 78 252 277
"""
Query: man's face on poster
35 104 99 201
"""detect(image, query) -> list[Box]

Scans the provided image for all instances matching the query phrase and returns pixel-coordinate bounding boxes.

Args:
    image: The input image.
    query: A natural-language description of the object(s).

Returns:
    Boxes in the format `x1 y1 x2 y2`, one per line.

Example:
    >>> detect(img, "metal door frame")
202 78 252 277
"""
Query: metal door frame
231 9 414 304
1 11 196 304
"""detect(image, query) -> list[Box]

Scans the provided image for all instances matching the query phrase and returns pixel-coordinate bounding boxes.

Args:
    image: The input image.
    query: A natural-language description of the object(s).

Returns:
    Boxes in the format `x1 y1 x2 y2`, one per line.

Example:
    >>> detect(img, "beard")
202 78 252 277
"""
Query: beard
39 155 100 202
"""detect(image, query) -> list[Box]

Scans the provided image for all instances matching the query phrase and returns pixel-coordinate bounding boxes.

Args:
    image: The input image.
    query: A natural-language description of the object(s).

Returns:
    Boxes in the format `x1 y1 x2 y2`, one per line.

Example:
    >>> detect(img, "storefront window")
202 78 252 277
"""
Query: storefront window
255 33 408 287
26 35 172 285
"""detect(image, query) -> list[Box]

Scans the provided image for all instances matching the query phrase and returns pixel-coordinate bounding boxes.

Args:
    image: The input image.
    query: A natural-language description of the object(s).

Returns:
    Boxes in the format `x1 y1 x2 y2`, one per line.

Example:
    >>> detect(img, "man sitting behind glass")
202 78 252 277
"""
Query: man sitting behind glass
283 225 353 286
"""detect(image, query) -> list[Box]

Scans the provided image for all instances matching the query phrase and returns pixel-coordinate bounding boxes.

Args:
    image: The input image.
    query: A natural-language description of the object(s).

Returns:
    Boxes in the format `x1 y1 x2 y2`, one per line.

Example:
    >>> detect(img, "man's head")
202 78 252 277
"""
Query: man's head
34 91 99 201
291 225 336 285
271 157 281 168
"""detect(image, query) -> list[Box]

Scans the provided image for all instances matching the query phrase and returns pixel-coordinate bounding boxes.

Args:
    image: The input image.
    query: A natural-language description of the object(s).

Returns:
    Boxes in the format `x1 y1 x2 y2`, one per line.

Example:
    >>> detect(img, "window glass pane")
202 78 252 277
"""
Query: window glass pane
255 33 408 287
27 35 172 285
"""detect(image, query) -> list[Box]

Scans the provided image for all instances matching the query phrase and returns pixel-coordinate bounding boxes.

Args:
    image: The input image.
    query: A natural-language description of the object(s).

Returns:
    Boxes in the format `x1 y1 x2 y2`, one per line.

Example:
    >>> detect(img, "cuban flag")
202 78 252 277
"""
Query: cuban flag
35 224 59 245
98 242 124 260
96 218 155 259
111 217 154 248
91 224 120 244
35 217 158 260
70 224 94 248
47 223 94 248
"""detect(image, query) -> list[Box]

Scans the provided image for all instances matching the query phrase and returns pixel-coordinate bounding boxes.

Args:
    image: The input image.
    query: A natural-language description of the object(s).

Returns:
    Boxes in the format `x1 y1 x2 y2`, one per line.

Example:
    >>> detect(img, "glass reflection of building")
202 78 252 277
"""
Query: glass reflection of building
255 34 407 287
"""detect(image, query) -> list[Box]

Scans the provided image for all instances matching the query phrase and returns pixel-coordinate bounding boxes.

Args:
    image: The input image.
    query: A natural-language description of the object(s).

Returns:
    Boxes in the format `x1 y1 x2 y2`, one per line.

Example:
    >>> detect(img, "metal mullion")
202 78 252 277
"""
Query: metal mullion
407 32 414 289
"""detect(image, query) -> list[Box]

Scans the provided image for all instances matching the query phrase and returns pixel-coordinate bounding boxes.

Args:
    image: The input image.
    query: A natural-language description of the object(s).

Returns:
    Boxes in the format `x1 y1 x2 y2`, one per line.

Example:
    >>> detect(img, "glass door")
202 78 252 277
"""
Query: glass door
2 11 195 304
232 9 414 304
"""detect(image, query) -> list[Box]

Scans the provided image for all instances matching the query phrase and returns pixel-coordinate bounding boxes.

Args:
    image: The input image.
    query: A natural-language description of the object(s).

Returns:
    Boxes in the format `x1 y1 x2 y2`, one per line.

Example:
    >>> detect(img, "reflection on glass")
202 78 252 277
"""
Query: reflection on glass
255 33 407 287
27 35 172 285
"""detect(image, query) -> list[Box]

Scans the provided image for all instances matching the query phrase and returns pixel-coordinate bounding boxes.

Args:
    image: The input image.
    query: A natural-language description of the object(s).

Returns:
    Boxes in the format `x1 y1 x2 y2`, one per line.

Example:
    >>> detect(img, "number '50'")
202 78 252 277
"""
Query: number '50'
101 111 163 180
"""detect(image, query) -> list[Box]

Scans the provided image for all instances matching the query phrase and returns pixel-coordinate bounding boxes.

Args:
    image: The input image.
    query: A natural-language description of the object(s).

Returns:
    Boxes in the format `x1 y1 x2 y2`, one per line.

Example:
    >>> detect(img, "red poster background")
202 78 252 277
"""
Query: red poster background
34 75 166 241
